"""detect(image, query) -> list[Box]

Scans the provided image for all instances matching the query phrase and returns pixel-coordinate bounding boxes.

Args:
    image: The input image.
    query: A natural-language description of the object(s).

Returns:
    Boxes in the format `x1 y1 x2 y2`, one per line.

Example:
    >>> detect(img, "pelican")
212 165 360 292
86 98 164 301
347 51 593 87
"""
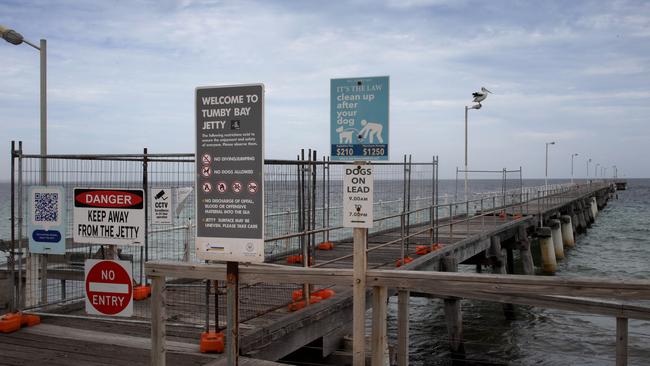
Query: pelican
472 87 492 106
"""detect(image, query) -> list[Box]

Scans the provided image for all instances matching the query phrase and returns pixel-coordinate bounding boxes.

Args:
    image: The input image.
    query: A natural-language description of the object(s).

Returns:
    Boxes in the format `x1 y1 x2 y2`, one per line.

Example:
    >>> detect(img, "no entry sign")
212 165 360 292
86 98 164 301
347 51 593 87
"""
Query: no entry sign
85 259 133 317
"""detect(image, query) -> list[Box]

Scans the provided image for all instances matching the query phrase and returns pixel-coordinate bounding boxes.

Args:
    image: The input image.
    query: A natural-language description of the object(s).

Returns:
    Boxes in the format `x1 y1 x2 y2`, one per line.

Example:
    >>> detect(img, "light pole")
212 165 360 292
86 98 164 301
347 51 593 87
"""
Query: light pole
587 158 592 179
545 141 555 192
613 165 617 179
464 103 481 200
595 163 600 178
571 153 579 184
1 25 47 184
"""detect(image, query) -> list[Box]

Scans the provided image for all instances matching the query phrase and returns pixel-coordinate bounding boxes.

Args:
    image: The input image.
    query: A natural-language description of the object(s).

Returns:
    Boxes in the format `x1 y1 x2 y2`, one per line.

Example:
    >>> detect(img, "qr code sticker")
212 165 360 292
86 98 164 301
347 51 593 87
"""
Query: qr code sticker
34 192 59 222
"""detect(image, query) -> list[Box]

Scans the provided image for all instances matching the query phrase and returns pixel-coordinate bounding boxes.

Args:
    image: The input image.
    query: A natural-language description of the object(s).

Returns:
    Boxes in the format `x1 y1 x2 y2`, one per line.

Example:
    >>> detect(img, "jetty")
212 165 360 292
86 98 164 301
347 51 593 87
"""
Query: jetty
1 149 646 366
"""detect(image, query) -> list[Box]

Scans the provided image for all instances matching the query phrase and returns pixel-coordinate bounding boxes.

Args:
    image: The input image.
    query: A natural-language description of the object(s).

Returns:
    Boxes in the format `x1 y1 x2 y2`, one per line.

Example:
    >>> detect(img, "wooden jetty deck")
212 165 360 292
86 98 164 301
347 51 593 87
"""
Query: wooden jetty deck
1 182 619 365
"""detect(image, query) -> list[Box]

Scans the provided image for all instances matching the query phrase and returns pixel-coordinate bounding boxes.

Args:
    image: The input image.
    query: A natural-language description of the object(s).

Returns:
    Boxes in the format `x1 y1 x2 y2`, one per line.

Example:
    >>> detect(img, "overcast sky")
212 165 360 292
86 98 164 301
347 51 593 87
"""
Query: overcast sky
1 0 649 180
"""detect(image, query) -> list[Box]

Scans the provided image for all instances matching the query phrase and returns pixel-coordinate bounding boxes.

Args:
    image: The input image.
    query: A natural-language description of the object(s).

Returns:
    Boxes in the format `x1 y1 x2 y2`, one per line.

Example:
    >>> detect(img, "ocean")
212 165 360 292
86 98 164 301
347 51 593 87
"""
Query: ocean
1 179 648 365
386 179 650 365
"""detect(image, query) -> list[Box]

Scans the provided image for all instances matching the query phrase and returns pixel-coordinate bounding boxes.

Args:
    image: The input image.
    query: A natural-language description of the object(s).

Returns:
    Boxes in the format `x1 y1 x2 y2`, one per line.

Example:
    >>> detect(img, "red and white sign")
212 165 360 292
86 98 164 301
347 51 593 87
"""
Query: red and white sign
85 259 133 317
73 188 145 246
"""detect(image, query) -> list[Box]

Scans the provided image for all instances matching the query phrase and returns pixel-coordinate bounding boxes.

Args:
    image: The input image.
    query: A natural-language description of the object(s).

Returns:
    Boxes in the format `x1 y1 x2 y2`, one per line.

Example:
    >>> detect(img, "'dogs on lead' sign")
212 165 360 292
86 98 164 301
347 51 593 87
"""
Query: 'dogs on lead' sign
73 188 145 245
343 164 374 228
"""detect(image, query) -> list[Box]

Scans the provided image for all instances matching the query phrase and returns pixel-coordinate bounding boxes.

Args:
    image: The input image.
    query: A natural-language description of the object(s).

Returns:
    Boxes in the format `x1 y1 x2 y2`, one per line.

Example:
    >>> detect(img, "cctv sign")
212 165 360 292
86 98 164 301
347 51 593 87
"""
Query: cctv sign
343 164 374 228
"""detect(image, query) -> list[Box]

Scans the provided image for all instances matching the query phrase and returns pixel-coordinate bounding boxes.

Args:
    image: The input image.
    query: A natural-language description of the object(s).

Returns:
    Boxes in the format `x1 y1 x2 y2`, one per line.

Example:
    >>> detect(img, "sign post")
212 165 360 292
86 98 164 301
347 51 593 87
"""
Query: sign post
331 76 389 161
196 83 265 366
343 162 374 366
84 259 133 317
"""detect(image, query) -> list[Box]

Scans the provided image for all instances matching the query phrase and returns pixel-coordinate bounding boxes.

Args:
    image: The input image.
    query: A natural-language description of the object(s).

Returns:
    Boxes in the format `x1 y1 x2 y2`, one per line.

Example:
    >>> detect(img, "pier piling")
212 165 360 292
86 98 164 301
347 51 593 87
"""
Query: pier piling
549 219 564 260
560 215 575 247
537 227 556 273
516 226 534 275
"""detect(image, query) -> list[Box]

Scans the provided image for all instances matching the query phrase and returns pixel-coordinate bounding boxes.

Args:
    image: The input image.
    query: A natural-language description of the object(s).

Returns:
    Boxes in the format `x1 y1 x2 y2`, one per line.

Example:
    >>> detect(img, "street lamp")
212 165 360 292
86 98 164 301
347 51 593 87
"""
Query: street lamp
595 163 600 178
464 103 481 200
545 141 555 192
463 87 492 201
571 153 579 184
587 158 592 179
613 165 617 179
1 25 47 184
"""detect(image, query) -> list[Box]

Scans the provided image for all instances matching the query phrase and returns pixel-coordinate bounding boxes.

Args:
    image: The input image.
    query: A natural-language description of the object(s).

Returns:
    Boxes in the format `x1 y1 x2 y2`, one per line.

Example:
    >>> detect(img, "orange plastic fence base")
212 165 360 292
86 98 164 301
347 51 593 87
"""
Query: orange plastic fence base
317 242 334 250
395 257 413 267
133 284 151 301
200 331 224 353
431 243 444 251
415 245 430 255
288 295 323 312
21 314 41 327
292 288 336 302
0 313 21 333
286 255 314 265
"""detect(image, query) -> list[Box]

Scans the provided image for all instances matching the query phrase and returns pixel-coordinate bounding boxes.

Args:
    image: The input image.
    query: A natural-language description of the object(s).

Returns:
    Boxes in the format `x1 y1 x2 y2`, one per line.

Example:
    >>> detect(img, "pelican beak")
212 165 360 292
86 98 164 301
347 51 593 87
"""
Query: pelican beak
485 88 493 94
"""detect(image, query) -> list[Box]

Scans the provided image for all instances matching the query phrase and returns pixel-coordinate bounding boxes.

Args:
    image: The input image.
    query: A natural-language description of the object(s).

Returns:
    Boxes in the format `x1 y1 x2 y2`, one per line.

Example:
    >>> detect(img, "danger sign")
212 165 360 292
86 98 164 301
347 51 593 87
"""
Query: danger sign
85 259 133 317
73 188 145 246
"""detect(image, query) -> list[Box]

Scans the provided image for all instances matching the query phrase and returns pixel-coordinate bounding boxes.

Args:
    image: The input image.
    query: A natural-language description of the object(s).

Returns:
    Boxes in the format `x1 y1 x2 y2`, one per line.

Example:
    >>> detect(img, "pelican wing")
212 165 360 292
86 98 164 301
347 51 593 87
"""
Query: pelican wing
472 92 482 98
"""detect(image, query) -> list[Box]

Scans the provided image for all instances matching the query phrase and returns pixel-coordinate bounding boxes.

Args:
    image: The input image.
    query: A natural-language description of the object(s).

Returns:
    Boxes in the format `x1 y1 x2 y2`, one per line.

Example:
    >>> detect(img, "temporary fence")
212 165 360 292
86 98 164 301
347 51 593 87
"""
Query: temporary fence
2 142 609 329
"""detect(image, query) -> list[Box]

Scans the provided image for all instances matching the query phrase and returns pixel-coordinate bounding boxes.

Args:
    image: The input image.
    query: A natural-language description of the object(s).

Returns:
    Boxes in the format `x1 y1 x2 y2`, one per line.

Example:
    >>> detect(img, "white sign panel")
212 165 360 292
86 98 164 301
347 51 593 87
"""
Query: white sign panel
27 185 67 254
85 259 133 317
151 188 172 225
73 188 145 246
174 187 193 217
343 164 374 228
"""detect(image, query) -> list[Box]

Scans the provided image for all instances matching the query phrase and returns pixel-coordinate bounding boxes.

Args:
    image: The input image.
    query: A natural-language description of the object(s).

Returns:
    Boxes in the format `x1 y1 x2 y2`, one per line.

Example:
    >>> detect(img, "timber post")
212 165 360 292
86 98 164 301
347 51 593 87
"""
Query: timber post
441 256 465 358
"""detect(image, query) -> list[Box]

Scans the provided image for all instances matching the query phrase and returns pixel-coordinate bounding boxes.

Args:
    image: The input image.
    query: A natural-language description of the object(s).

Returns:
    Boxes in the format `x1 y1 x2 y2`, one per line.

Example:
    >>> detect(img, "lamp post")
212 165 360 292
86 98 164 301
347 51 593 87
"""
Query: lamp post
1 25 47 184
571 153 579 184
595 163 600 178
545 141 555 192
587 158 592 179
464 103 481 201
613 165 617 179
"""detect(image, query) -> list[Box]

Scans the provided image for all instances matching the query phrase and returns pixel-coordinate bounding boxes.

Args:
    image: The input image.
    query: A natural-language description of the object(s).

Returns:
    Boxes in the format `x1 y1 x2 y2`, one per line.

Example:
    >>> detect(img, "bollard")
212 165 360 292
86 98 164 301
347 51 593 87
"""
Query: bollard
548 219 564 260
537 227 556 274
560 215 575 247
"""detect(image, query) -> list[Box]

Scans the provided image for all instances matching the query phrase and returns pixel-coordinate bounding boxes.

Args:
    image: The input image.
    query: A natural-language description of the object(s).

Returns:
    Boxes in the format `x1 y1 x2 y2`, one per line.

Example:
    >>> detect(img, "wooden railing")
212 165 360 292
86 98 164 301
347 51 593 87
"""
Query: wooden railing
146 261 650 366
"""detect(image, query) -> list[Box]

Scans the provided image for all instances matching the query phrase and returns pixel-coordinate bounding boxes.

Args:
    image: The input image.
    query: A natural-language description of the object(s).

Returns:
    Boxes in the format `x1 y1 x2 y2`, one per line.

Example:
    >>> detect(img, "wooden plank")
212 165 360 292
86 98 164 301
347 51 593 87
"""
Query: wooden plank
371 286 388 366
151 275 166 366
397 290 409 366
617 317 628 366
20 323 209 356
146 263 650 301
227 262 240 366
353 227 367 366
